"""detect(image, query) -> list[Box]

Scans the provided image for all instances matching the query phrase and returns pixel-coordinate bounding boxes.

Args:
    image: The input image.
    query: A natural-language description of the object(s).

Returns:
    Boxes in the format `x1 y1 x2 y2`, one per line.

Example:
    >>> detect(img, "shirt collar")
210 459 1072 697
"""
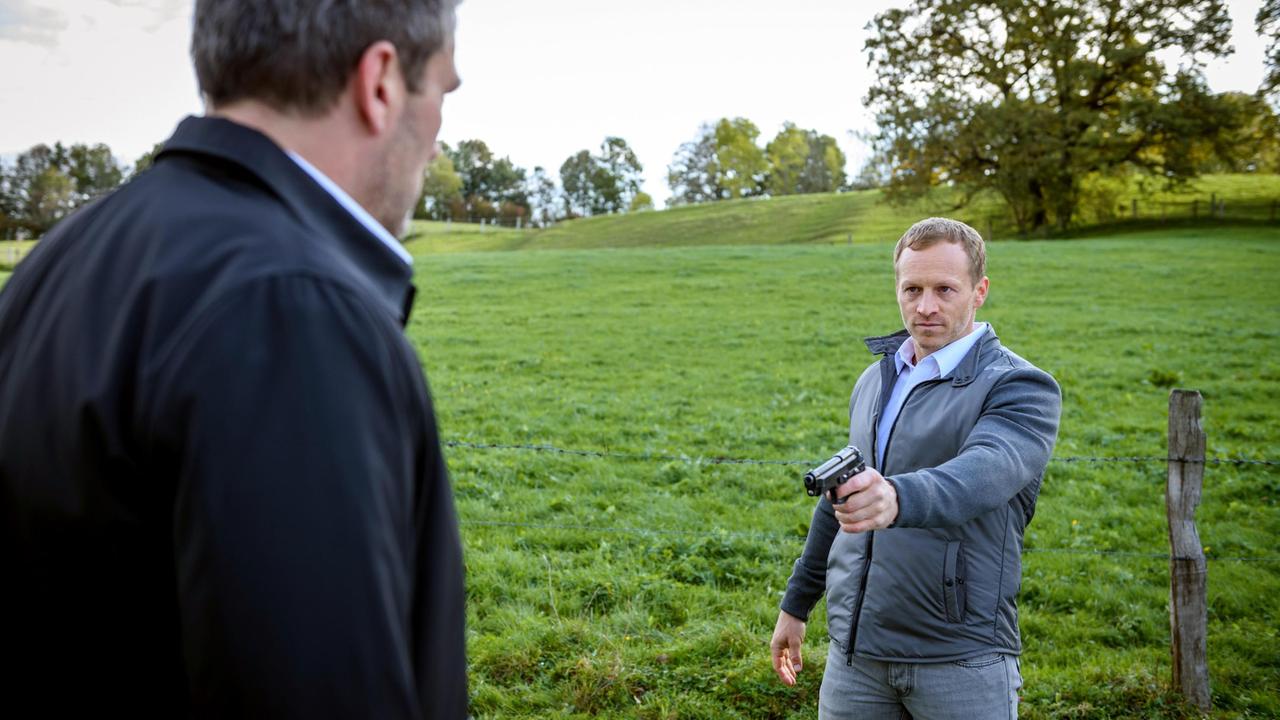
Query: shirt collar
895 322 990 377
287 151 413 267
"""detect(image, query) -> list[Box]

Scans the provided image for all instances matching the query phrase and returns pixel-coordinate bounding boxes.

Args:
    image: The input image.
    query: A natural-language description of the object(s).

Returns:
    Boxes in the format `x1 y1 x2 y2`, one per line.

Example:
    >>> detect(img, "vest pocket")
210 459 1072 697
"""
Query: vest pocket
943 540 967 622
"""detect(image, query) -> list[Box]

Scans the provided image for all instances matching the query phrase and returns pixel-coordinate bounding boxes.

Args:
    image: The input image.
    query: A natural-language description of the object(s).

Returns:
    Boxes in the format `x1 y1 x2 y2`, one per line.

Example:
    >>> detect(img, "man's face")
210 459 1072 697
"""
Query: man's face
895 241 989 361
377 41 460 236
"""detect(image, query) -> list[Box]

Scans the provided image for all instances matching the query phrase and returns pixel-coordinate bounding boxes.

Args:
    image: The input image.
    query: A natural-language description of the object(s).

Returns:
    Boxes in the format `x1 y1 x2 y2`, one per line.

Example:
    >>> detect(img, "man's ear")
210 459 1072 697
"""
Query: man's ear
351 40 404 136
974 276 990 308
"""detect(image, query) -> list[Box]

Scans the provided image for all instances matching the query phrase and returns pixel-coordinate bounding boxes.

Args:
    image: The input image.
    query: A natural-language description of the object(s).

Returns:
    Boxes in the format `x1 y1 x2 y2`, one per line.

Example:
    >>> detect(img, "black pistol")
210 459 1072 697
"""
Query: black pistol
803 445 866 505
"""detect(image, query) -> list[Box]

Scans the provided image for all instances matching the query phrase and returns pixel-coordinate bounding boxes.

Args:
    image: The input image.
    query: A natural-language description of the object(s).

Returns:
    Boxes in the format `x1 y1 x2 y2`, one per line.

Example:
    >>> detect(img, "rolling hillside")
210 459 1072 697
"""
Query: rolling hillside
402 173 1280 255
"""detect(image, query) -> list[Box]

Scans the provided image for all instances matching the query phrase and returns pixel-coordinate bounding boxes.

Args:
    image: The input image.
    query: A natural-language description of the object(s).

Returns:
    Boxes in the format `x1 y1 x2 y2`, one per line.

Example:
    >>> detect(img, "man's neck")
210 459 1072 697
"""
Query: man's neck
210 101 365 204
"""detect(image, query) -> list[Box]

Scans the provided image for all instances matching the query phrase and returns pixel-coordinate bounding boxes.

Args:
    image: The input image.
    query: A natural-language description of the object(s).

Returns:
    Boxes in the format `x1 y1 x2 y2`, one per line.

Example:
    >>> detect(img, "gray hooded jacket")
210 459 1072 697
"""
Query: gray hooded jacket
781 328 1061 662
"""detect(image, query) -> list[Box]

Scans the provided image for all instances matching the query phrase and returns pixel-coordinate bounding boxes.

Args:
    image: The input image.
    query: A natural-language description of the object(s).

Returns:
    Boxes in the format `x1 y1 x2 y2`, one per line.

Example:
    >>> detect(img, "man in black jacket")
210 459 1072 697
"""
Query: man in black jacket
0 1 466 717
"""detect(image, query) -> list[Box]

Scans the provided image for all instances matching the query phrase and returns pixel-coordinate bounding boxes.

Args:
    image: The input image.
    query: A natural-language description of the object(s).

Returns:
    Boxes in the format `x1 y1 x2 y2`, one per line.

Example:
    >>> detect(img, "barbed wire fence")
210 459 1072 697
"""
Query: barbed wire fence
443 439 1280 564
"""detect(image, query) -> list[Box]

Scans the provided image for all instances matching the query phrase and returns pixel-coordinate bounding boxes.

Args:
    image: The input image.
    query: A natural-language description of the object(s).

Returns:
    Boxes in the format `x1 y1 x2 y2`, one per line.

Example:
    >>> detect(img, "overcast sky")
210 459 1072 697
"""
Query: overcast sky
0 0 1271 206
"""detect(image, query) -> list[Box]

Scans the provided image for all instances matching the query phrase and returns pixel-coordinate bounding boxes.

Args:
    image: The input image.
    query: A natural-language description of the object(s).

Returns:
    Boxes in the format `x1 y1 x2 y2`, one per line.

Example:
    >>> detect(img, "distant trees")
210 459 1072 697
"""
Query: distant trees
863 0 1248 234
666 118 767 203
667 118 847 205
666 125 720 205
417 151 464 220
525 166 560 226
765 122 847 196
0 142 126 238
713 118 768 200
447 139 529 222
130 142 166 178
559 137 644 217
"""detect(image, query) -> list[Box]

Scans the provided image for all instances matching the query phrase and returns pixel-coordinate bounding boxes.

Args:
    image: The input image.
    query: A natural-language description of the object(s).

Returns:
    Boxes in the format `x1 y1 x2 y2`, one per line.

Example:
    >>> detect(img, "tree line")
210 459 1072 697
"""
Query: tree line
0 116 849 237
416 118 849 227
5 0 1278 239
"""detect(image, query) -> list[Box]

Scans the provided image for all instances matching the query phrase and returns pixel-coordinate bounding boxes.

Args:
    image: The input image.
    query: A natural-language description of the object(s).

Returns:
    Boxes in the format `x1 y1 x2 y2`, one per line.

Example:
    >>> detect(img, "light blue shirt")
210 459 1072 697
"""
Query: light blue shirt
287 151 413 266
875 322 990 465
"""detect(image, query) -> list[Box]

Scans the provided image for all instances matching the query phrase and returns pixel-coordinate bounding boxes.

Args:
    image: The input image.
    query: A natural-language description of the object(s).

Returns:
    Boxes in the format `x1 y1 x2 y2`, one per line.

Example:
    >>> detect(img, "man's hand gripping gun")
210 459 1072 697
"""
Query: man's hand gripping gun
803 445 865 505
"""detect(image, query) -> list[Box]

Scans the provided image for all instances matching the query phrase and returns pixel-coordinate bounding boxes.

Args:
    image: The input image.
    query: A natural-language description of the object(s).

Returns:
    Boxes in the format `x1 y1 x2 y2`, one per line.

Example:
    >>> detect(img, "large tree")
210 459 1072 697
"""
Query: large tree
666 117 769 205
1260 0 1280 95
713 118 768 199
865 0 1237 234
765 122 848 196
559 137 644 217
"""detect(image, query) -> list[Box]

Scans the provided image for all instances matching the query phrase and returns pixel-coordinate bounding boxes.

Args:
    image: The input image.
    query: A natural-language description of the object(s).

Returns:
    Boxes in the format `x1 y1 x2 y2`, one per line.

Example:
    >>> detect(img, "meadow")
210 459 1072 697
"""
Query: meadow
407 225 1280 718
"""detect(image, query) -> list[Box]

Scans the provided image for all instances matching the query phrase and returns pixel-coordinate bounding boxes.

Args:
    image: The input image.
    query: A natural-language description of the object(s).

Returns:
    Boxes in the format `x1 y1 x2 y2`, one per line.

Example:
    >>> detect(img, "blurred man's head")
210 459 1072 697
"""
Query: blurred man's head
191 0 462 235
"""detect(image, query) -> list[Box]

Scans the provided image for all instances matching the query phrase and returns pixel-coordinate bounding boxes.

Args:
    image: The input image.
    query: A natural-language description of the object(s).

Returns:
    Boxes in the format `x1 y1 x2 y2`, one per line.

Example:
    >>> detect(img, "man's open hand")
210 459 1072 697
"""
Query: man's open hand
769 610 806 686
831 467 898 533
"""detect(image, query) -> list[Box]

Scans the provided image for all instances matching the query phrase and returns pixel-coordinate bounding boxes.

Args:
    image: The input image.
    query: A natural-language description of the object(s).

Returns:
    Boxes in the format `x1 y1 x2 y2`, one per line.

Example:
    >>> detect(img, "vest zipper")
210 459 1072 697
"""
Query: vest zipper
845 377 946 664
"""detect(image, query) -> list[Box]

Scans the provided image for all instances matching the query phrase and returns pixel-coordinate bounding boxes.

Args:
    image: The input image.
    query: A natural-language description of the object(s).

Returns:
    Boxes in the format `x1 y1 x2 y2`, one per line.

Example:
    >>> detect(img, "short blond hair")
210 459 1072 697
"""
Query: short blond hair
893 217 986 285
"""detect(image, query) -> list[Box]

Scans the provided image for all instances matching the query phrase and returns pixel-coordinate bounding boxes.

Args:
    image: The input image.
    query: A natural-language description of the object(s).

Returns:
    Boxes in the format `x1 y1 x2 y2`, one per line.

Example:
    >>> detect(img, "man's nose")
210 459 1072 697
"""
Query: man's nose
916 291 938 316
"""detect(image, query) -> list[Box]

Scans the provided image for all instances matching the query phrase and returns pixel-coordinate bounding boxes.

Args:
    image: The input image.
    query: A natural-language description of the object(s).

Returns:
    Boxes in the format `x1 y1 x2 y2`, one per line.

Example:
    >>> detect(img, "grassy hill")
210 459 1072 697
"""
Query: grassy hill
403 173 1280 255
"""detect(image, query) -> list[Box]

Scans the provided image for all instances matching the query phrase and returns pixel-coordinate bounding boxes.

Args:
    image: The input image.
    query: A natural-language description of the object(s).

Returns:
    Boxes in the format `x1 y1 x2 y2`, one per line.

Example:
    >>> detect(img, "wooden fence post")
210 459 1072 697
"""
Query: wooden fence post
1168 389 1210 712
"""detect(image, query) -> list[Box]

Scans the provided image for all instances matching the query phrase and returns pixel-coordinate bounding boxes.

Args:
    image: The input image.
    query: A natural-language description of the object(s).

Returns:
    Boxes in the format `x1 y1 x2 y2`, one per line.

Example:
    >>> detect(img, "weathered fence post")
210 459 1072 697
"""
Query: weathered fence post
1132 198 1139 219
1167 389 1210 712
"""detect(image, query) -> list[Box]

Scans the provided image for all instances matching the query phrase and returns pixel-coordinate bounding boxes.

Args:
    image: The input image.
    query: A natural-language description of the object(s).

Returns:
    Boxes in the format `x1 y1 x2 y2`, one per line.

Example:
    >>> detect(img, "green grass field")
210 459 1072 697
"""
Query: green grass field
407 225 1280 719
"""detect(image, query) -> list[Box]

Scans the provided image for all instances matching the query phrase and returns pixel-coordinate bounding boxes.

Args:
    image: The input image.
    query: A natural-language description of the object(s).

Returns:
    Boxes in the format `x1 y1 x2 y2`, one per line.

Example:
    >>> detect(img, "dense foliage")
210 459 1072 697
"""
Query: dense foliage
863 0 1273 234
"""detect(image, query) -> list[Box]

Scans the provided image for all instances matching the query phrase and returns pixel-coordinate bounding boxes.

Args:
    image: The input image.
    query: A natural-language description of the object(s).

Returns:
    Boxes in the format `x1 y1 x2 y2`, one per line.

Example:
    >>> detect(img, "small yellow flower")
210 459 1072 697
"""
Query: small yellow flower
1071 519 1079 526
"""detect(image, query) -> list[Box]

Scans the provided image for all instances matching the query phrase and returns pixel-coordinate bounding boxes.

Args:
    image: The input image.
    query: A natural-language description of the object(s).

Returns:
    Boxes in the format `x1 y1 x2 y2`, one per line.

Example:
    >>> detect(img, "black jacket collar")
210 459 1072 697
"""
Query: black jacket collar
157 115 417 324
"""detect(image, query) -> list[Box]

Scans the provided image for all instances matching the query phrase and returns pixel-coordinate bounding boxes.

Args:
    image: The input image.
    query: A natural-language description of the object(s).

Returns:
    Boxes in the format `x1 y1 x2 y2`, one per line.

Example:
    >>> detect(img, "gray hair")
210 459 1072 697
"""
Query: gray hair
893 217 987 285
192 0 459 115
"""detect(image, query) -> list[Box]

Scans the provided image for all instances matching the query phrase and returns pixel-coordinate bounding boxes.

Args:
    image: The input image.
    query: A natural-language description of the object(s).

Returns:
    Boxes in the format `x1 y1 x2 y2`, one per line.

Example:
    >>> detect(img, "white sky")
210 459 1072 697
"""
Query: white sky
0 0 1271 206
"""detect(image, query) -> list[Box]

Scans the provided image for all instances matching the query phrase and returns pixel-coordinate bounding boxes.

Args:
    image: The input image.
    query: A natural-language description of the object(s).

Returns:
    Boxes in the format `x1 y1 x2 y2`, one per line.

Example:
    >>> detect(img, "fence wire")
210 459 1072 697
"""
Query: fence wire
443 439 1280 468
458 519 1280 564
447 439 1280 564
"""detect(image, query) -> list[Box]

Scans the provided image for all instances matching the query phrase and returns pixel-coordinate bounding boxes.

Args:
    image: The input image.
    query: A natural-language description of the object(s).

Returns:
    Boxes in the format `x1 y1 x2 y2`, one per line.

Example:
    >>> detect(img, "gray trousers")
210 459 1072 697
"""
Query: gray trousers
818 643 1022 720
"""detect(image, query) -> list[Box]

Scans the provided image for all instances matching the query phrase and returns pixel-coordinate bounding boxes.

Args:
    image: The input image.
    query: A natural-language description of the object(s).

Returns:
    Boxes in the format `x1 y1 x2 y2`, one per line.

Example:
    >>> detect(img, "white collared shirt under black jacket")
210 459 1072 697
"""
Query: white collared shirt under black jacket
0 116 466 718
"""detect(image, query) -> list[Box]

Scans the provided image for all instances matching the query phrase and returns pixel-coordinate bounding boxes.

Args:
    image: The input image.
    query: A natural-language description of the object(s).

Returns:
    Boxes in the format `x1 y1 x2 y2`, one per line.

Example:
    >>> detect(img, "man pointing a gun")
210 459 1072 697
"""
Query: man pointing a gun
770 218 1061 719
